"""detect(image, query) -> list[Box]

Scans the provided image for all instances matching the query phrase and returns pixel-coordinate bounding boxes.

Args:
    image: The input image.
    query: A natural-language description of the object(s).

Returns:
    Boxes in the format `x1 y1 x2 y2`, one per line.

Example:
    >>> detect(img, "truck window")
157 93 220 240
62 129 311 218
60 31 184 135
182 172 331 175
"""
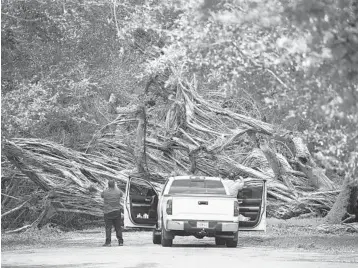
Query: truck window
129 178 154 196
168 179 226 195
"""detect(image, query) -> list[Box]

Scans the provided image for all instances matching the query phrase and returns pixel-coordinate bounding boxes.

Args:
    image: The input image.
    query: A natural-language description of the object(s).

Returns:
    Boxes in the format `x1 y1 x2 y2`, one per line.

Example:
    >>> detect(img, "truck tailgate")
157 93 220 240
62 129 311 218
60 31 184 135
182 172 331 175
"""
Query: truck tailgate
171 195 235 221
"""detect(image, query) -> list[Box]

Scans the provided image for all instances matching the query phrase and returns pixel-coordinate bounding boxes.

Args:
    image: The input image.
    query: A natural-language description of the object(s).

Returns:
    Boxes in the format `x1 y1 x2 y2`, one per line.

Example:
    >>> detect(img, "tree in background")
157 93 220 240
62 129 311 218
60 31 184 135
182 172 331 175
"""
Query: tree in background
285 0 358 223
2 0 122 147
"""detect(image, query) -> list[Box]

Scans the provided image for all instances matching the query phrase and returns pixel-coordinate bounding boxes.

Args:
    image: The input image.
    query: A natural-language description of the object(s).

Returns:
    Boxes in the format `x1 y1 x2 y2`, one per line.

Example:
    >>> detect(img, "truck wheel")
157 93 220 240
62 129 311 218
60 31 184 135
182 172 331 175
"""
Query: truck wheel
152 229 161 244
226 232 238 248
226 239 238 248
215 237 225 246
161 228 173 247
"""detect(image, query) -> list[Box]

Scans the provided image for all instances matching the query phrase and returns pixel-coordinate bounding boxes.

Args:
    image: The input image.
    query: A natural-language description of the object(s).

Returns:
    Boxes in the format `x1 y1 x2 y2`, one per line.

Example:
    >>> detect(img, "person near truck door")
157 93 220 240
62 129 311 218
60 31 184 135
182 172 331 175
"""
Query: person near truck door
101 180 124 246
222 174 250 222
222 173 245 197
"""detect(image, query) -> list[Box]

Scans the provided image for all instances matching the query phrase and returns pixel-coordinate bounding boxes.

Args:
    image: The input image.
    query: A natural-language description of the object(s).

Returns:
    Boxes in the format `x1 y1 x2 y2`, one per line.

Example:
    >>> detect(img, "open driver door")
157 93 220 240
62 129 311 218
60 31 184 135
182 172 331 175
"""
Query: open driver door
123 176 159 229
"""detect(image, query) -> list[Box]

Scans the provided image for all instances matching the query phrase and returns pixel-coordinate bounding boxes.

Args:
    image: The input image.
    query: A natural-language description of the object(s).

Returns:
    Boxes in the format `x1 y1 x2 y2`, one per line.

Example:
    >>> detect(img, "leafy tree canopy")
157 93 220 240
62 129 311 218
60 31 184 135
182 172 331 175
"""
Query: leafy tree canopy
2 0 357 172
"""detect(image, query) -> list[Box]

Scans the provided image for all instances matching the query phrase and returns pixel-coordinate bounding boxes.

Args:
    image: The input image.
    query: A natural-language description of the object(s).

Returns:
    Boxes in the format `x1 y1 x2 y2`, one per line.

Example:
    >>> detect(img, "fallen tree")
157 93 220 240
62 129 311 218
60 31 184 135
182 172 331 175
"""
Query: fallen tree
2 137 340 229
2 67 345 231
1 138 165 230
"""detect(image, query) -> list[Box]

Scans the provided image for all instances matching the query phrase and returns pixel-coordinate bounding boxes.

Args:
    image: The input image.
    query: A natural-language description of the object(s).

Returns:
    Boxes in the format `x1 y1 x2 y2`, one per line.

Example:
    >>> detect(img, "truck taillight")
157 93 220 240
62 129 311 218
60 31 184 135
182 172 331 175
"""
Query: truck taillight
234 201 239 216
166 199 173 215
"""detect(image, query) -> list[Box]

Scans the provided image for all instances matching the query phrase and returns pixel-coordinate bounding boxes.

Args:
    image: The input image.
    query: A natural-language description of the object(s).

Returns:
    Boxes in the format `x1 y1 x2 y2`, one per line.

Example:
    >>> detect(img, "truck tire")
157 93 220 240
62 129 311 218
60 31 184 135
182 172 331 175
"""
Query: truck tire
215 237 226 246
226 232 238 248
152 229 161 244
161 228 173 247
226 239 238 248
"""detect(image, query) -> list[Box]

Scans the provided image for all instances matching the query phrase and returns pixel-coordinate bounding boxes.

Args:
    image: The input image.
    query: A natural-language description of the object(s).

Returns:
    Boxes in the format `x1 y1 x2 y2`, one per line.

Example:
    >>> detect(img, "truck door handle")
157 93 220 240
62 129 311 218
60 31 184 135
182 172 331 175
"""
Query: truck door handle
198 201 208 205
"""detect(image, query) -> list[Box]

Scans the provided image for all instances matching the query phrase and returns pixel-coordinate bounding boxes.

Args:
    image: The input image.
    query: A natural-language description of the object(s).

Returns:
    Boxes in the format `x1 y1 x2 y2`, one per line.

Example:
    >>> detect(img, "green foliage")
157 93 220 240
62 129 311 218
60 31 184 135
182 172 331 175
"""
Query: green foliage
1 0 357 170
285 0 358 76
1 0 123 146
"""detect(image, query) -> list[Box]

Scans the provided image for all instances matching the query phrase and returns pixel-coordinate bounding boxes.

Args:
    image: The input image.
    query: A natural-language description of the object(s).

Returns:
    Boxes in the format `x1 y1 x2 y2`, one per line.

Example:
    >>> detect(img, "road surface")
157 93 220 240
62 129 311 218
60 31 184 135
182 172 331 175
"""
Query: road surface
2 231 358 268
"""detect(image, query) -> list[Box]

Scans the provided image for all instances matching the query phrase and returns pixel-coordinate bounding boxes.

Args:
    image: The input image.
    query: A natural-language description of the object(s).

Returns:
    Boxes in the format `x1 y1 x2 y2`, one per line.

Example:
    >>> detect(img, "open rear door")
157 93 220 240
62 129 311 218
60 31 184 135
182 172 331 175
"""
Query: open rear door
123 176 158 229
238 180 267 231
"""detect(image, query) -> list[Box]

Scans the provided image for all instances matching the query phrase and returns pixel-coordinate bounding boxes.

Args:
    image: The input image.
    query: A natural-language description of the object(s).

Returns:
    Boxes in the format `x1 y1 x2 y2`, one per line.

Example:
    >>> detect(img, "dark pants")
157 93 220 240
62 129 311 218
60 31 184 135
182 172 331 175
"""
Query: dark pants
104 210 123 244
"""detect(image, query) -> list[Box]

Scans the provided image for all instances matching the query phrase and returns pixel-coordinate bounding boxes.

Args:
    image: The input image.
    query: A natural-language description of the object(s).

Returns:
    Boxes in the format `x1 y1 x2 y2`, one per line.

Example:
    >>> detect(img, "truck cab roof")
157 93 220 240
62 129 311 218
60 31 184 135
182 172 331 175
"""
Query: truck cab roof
168 176 222 181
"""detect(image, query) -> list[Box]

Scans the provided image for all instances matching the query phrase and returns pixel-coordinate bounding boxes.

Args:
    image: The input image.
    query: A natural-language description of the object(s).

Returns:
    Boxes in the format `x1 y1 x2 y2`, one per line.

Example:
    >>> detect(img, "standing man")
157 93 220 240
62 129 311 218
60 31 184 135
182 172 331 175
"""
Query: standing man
101 180 124 246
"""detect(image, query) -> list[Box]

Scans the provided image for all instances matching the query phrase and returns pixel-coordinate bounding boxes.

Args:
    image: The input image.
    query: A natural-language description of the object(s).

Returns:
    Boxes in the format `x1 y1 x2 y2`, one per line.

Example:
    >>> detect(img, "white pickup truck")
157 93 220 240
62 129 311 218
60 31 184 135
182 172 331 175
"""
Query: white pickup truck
123 175 266 247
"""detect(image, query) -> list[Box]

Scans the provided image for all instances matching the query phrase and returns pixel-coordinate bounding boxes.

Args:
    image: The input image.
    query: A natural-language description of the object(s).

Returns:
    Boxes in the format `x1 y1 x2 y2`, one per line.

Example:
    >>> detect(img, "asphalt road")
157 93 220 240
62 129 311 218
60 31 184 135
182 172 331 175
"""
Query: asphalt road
2 231 358 268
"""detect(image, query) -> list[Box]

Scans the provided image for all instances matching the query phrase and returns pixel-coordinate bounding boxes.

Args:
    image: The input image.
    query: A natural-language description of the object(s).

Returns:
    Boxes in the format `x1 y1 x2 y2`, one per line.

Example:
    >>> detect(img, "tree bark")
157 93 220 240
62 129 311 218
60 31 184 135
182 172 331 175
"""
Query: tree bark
325 154 358 223
325 176 358 223
134 105 148 177
275 135 335 190
188 145 207 174
1 199 29 218
108 93 118 114
260 142 284 179
5 154 50 191
260 141 296 191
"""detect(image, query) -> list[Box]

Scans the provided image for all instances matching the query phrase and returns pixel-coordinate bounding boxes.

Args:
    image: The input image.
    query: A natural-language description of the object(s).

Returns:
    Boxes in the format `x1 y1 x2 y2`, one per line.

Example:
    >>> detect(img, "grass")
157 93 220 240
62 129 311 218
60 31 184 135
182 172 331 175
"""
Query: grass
1 224 77 251
239 218 358 252
268 217 323 235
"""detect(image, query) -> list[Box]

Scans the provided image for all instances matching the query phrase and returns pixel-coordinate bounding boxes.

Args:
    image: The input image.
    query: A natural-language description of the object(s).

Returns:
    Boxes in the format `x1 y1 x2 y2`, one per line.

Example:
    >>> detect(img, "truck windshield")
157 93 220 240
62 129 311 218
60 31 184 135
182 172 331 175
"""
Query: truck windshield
168 179 227 195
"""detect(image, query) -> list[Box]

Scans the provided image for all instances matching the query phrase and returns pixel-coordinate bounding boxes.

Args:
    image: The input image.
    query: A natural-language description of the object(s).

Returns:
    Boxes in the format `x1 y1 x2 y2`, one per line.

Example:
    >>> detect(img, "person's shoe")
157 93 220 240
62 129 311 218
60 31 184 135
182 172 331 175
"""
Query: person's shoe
102 243 111 247
118 241 123 246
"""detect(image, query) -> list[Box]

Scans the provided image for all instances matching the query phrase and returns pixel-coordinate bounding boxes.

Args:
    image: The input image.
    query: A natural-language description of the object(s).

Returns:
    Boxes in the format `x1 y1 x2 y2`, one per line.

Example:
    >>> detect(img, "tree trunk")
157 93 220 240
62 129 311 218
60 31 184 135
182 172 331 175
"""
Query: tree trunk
260 141 284 179
108 93 118 114
275 135 335 190
134 105 148 177
325 176 358 223
188 145 207 174
325 154 358 223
